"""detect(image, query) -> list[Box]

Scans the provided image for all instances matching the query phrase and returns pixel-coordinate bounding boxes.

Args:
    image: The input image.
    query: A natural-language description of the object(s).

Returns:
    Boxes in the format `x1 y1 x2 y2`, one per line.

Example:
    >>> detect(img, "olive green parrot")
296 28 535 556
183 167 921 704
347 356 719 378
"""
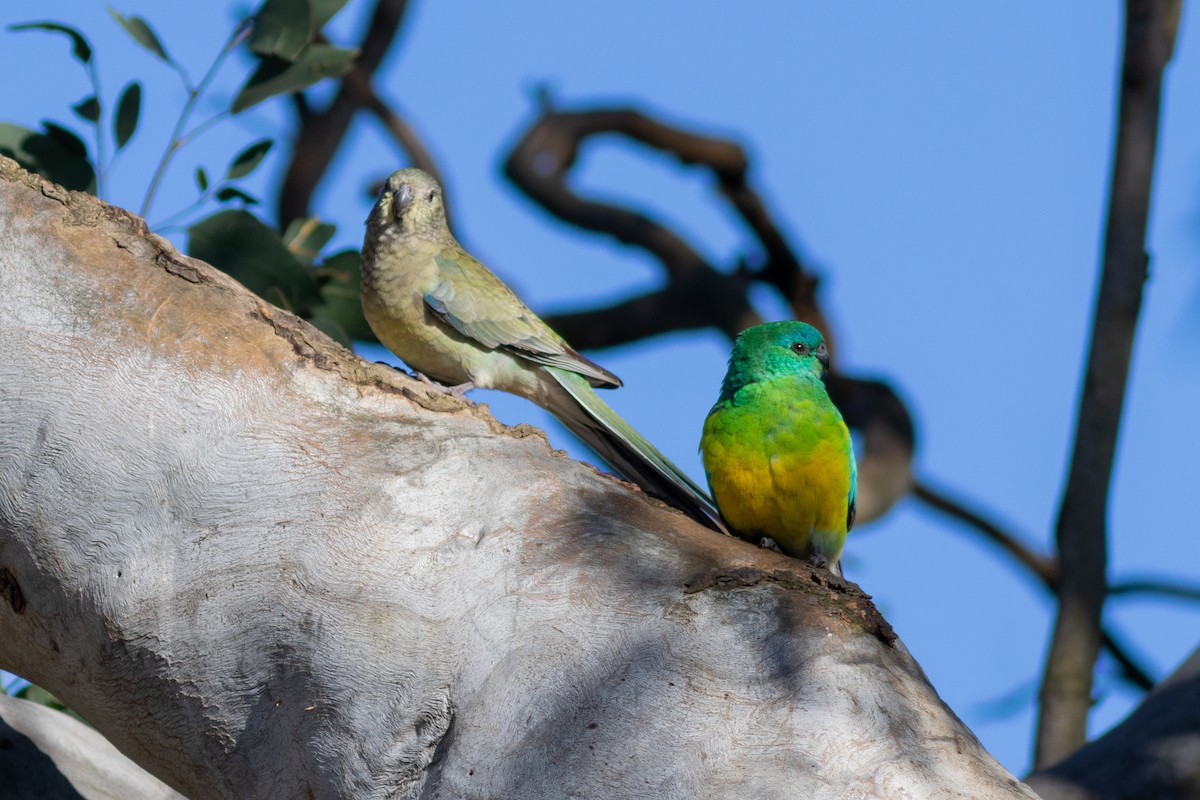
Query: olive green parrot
360 168 725 533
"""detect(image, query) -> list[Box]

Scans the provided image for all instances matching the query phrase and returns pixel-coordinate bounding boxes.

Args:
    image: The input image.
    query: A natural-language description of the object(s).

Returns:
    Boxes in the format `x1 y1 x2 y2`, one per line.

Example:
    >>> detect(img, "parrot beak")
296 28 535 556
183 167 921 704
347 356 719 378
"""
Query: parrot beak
394 182 415 213
816 342 830 380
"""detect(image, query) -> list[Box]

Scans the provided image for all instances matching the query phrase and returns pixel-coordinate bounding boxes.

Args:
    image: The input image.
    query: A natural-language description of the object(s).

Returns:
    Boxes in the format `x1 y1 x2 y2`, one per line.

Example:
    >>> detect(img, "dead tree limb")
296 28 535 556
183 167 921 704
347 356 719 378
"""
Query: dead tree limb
0 158 1038 799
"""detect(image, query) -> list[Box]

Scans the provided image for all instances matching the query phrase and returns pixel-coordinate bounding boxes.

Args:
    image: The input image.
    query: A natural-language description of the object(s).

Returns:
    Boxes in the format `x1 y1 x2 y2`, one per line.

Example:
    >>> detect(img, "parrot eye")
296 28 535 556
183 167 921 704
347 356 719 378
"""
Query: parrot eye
427 190 438 202
790 342 809 356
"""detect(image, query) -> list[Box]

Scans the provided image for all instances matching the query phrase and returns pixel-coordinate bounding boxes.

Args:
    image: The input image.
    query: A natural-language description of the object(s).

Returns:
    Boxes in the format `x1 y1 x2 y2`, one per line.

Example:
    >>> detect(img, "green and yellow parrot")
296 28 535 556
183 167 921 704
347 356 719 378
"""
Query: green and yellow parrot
360 167 725 533
700 321 857 573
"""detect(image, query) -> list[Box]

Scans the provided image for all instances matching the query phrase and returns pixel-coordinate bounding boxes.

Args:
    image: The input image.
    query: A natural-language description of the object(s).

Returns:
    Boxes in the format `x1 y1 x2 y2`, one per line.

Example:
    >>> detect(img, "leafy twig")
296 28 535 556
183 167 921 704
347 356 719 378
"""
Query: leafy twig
139 21 251 218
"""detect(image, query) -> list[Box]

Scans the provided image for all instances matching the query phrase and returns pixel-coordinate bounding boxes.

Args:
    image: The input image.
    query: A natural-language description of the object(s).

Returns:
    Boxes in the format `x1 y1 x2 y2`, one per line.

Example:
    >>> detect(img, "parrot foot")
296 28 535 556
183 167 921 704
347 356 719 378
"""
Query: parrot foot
413 371 477 401
757 537 783 554
807 554 843 578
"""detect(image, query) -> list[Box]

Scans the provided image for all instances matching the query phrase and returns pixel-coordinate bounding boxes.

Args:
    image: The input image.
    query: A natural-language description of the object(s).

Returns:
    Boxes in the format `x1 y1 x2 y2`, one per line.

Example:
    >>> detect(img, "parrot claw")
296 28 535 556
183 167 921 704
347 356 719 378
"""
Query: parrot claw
757 537 783 554
809 553 829 569
412 371 477 402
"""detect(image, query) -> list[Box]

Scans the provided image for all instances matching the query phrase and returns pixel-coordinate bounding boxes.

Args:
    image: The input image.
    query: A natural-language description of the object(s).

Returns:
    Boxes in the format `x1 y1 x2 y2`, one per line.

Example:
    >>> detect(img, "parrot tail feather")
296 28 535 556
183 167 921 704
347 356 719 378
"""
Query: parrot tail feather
543 369 729 535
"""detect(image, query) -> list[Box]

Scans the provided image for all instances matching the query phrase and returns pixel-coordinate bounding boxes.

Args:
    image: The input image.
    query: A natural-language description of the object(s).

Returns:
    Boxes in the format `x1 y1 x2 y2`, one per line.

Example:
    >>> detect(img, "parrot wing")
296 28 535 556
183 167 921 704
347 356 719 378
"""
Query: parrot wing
426 252 621 389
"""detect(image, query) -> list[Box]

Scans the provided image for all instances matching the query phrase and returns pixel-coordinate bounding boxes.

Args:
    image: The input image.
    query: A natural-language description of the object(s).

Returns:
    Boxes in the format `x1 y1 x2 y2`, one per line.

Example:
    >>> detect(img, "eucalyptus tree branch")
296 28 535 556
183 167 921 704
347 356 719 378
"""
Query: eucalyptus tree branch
0 155 1038 800
1027 645 1200 800
1034 0 1180 768
1109 579 1200 603
913 480 1155 691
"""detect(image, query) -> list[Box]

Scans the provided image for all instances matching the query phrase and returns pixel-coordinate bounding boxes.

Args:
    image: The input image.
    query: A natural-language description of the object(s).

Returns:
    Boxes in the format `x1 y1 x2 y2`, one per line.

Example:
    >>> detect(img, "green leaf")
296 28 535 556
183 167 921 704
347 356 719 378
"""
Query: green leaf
0 122 97 193
282 216 335 265
313 249 375 341
216 186 259 205
188 209 321 314
114 81 141 150
225 138 273 180
71 95 101 123
250 0 352 59
249 0 310 60
231 44 357 113
8 21 93 63
309 0 351 32
106 8 171 63
195 166 209 192
41 122 89 156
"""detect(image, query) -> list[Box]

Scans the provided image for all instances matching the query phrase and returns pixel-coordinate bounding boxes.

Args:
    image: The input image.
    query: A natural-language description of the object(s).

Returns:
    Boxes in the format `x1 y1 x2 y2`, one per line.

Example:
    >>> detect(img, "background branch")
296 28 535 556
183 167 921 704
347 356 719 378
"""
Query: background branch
503 105 914 524
1034 0 1180 767
1027 645 1200 800
913 480 1155 691
276 0 416 227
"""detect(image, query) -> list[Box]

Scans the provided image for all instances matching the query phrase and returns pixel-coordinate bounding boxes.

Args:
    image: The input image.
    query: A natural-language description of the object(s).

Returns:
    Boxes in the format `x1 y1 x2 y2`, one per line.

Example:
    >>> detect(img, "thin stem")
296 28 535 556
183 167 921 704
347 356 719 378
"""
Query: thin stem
1109 578 1200 603
86 58 107 197
178 109 232 148
139 23 250 219
151 184 216 231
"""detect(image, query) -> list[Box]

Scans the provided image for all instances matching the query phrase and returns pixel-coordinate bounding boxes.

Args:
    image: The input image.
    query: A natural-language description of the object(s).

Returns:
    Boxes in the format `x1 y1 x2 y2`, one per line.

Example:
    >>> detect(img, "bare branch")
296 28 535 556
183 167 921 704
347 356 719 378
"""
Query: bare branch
504 107 764 339
1110 578 1200 603
356 81 445 190
1034 0 1180 767
913 481 1155 691
912 481 1058 587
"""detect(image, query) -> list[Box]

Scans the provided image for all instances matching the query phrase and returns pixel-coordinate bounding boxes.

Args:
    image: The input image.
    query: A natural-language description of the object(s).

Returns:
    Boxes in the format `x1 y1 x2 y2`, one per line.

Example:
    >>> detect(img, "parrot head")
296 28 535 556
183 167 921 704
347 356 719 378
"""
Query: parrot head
367 167 447 237
719 321 830 397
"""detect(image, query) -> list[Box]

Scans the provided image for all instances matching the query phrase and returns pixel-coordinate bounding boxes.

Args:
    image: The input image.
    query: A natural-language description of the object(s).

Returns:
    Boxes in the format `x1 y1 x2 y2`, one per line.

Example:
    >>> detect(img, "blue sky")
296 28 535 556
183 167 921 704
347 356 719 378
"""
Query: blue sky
3 0 1198 777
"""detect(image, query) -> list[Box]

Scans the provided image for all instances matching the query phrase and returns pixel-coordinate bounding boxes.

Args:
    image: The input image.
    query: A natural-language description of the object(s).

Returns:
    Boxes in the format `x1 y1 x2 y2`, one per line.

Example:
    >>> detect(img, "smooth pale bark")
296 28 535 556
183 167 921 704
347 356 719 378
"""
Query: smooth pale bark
0 693 184 799
1027 646 1200 800
0 157 1038 799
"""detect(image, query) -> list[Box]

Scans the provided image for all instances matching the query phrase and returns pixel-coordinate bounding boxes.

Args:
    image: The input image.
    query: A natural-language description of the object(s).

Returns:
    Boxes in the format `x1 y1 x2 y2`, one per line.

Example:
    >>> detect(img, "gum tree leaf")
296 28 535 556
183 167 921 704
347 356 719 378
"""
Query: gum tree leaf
0 122 96 193
216 186 259 205
313 249 375 341
114 81 141 150
249 0 310 60
188 209 321 314
106 8 172 63
71 96 101 123
231 45 356 113
309 0 351 32
8 22 93 64
281 216 335 265
225 138 273 180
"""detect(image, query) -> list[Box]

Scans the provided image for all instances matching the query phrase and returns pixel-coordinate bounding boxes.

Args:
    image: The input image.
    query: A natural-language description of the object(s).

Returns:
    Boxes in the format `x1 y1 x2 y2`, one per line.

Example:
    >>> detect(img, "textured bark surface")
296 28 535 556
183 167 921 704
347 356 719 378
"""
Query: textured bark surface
0 157 1037 799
